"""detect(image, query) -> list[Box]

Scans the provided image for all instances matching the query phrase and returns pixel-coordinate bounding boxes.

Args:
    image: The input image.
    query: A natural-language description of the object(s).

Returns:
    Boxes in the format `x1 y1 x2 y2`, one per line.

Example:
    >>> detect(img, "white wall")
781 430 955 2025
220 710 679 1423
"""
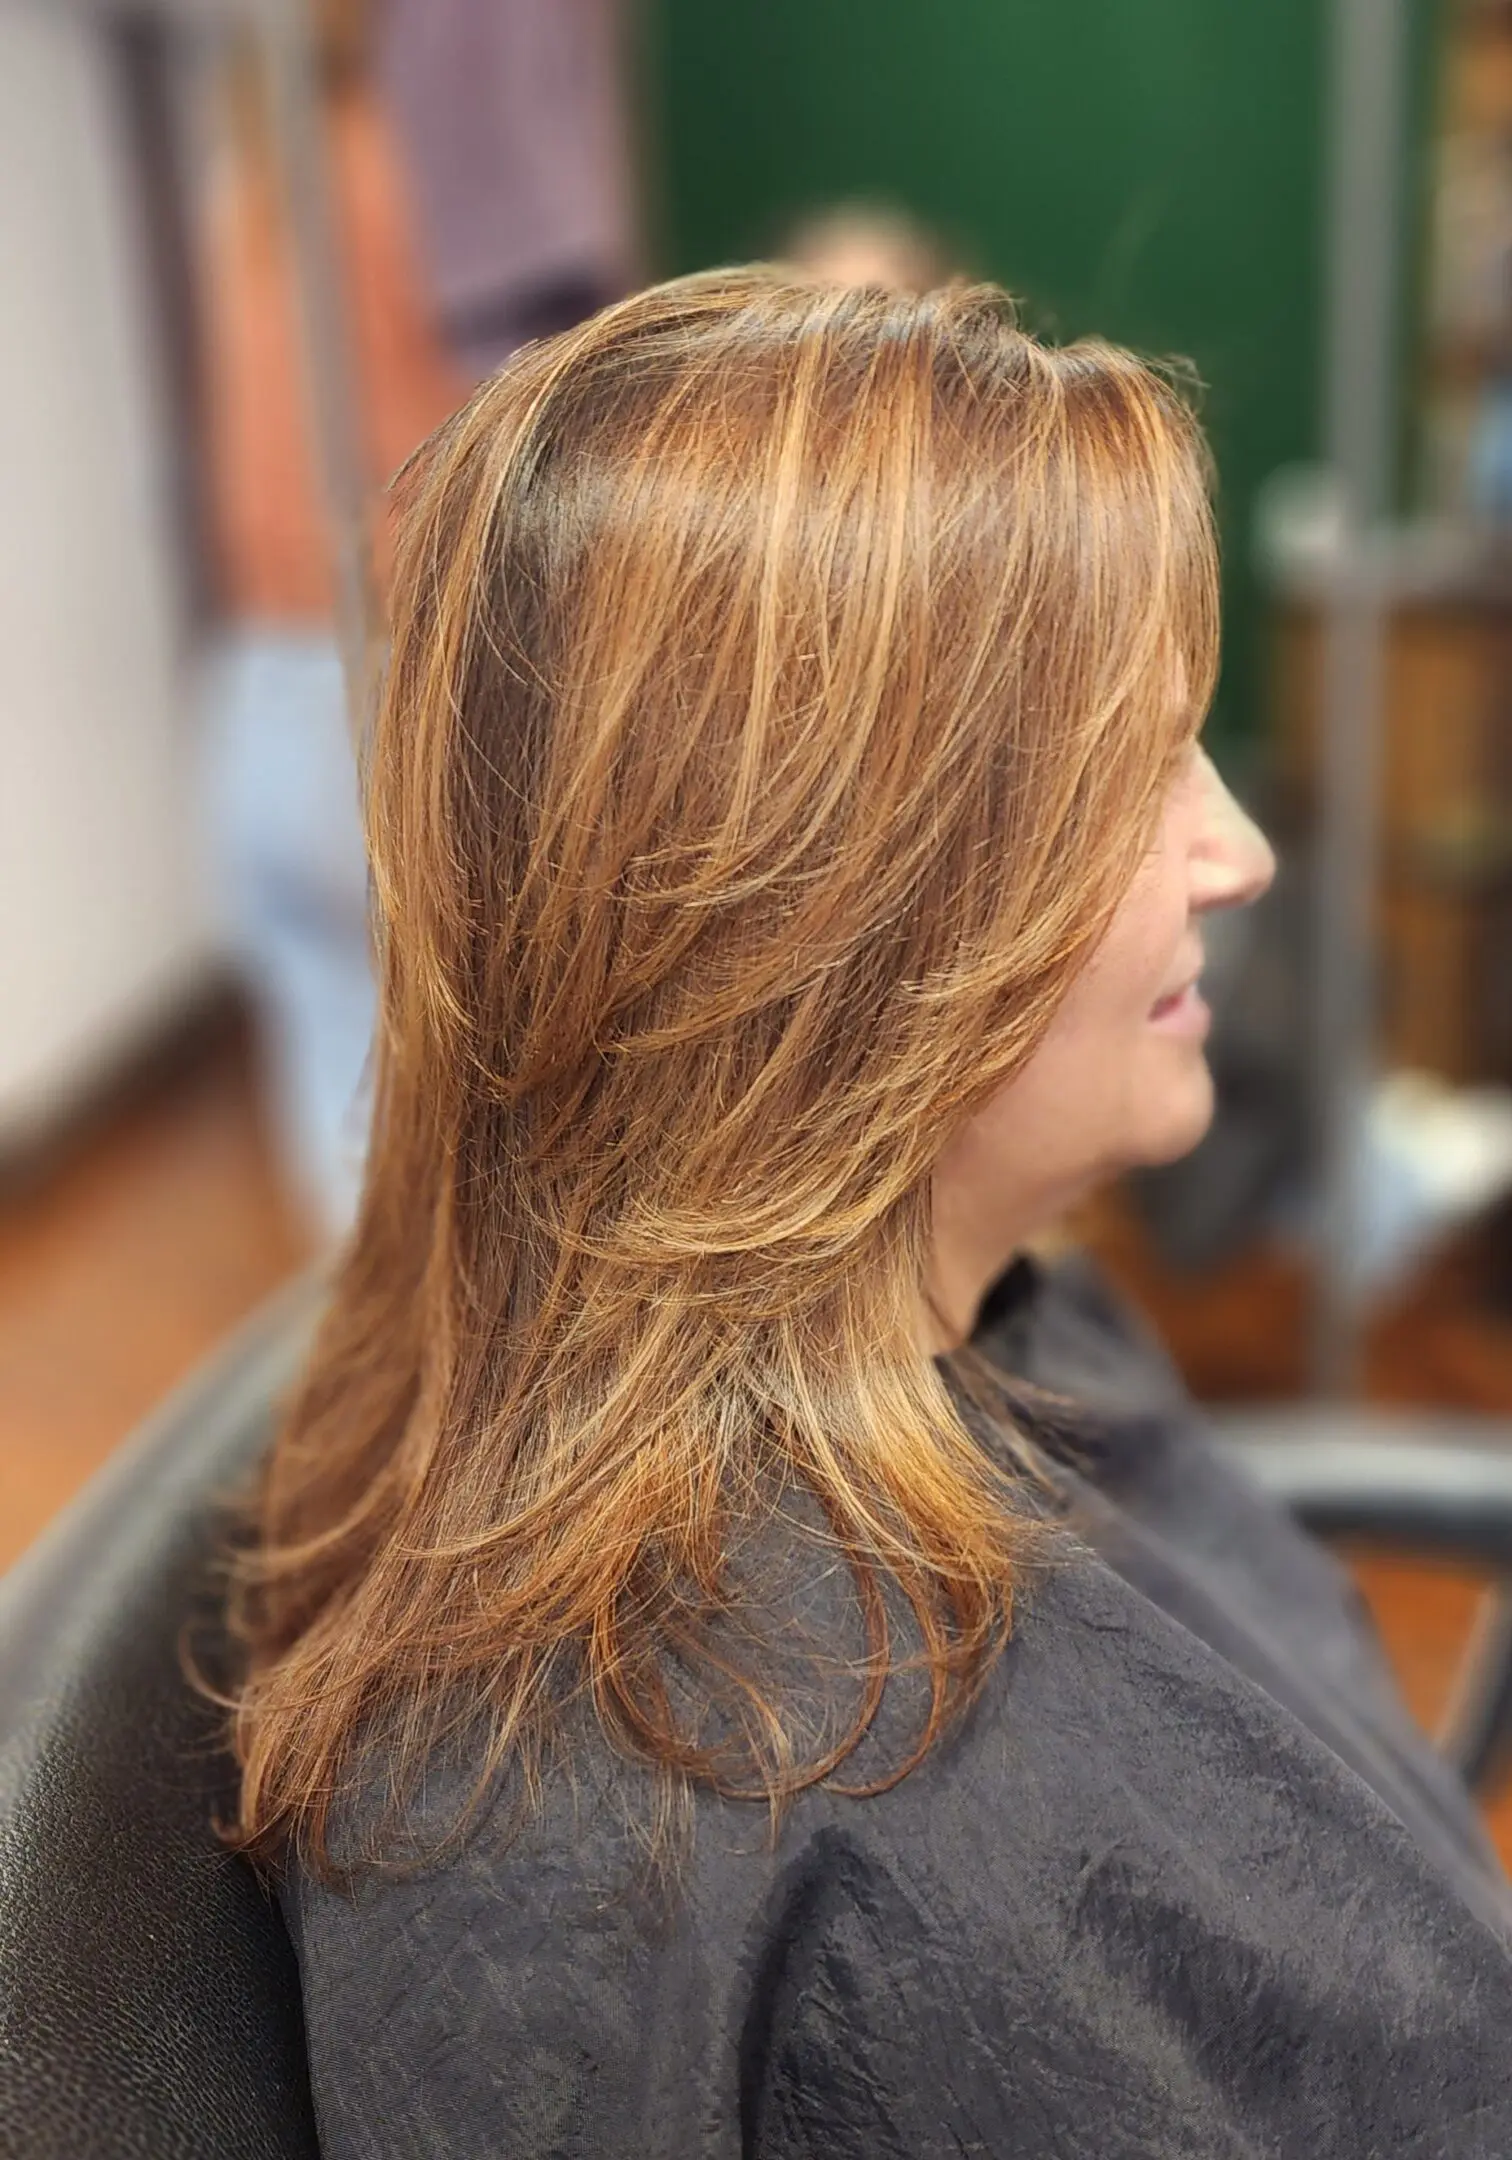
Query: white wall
0 6 215 1151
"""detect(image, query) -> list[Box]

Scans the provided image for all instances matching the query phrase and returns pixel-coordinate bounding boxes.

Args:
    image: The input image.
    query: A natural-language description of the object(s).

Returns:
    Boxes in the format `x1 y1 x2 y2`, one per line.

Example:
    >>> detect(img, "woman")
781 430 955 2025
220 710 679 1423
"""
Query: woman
230 270 1512 2155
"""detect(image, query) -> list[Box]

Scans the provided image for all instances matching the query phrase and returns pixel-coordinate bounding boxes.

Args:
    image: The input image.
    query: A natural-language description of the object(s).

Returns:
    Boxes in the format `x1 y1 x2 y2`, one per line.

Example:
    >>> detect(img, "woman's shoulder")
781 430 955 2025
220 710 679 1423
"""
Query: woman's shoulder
287 1540 1505 1939
935 1545 1482 1883
286 1546 1512 2158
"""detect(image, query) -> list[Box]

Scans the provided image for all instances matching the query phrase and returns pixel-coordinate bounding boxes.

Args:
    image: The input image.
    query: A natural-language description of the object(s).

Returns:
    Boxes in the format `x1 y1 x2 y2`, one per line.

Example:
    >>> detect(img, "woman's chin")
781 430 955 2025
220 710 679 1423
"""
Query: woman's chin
1130 1053 1216 1168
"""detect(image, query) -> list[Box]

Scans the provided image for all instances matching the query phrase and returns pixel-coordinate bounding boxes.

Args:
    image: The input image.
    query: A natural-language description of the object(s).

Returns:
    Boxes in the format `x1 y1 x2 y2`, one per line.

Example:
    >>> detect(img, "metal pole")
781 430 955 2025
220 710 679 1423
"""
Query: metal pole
257 0 378 754
1313 0 1408 1393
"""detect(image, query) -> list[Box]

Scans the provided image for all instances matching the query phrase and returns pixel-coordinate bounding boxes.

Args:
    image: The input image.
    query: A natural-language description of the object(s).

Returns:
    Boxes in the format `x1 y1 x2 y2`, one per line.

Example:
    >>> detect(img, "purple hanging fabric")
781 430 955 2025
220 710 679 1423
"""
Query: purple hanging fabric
379 0 638 378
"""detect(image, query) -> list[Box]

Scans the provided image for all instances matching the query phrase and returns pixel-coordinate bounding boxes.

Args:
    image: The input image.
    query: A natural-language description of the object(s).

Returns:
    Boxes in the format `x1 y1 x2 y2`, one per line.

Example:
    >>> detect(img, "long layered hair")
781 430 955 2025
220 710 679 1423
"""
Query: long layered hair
229 268 1218 1874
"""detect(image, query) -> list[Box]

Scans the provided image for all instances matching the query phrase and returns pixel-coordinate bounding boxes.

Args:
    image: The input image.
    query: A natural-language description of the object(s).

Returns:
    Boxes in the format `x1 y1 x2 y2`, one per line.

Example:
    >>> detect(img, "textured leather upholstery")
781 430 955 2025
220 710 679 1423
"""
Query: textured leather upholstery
0 1275 326 2160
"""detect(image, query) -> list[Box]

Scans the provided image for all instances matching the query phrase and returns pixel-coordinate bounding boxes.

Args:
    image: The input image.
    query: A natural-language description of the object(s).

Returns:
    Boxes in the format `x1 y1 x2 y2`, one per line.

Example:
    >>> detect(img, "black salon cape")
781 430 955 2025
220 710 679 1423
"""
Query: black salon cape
285 1258 1512 2156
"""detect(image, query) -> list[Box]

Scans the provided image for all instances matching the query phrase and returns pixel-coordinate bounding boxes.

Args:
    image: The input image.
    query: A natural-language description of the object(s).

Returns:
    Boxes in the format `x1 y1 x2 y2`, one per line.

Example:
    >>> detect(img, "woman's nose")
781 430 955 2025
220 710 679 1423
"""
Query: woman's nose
1191 754 1276 914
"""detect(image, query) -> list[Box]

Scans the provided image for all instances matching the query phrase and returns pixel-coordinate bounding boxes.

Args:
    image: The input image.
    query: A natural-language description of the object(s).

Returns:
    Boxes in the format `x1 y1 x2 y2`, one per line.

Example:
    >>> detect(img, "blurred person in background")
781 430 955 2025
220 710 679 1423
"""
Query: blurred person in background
781 200 952 293
200 0 635 1236
200 0 460 1238
227 272 1512 2157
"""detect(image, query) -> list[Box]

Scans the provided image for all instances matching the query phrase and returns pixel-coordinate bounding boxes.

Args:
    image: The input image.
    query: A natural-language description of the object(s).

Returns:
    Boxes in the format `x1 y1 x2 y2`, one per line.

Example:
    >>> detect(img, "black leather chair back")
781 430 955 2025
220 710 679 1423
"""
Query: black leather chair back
0 1277 325 2160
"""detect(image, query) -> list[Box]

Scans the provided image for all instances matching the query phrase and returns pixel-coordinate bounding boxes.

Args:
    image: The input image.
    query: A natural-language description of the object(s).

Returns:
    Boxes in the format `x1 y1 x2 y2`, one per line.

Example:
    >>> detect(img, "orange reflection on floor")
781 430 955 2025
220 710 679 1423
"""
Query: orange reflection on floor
1346 1547 1512 1870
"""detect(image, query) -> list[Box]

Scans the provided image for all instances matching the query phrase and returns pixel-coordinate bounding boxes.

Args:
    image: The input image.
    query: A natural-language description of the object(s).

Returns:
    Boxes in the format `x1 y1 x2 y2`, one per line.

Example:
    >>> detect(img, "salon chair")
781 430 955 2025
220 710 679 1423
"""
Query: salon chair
0 1275 324 2160
1220 1405 1512 1790
4 1276 1512 2159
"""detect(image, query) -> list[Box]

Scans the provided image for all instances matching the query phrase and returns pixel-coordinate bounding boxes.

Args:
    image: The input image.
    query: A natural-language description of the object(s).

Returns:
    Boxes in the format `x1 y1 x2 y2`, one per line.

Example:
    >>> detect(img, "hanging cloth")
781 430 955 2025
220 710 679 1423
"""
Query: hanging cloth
378 0 638 379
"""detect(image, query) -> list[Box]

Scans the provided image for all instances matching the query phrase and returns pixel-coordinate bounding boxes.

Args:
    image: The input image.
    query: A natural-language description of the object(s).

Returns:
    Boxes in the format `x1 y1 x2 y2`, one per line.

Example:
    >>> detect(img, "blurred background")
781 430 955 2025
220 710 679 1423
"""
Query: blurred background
5 0 1512 1833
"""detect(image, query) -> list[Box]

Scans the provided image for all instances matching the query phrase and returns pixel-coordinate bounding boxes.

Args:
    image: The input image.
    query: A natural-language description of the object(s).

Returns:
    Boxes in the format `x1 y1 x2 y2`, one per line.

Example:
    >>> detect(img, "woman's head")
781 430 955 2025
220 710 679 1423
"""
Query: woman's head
232 268 1251 1868
370 268 1223 1314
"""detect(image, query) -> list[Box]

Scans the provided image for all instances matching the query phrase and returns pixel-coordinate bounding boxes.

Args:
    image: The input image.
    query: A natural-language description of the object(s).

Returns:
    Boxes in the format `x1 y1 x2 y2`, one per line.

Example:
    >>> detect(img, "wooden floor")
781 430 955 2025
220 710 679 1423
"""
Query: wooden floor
5 1012 1512 1859
0 1008 310 1575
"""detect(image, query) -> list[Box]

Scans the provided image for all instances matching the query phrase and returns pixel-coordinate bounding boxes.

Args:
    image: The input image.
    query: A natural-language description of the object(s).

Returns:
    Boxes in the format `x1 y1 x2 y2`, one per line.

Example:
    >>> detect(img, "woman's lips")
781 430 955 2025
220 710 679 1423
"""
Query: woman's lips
1147 979 1211 1037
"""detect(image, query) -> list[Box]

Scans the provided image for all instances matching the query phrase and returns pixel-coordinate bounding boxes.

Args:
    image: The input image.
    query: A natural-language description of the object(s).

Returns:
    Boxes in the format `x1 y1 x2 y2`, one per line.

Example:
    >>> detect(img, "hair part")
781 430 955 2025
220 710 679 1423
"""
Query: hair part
226 267 1217 1878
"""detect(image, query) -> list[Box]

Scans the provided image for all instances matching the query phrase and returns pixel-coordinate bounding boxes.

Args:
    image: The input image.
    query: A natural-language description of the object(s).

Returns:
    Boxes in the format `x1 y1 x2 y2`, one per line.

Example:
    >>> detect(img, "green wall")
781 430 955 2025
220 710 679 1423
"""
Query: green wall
646 0 1331 758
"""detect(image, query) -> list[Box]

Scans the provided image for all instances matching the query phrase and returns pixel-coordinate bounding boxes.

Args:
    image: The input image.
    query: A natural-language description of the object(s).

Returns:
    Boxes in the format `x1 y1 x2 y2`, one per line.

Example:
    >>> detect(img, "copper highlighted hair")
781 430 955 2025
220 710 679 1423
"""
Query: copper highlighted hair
228 268 1218 1874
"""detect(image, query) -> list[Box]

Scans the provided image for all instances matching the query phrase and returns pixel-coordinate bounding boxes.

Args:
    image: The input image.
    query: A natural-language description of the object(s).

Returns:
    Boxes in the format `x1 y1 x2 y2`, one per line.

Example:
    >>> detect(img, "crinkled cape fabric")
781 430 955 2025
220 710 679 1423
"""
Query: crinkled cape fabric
286 1257 1512 2157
